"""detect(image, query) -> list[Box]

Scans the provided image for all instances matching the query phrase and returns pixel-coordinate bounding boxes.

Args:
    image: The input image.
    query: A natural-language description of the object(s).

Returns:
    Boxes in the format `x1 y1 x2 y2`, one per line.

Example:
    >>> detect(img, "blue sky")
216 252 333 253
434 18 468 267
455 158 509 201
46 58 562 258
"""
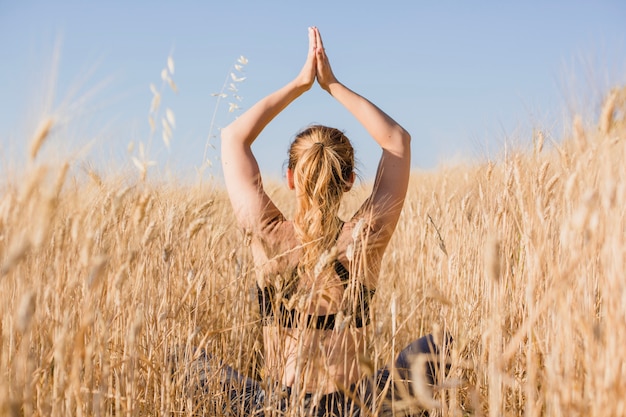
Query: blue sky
1 1 625 181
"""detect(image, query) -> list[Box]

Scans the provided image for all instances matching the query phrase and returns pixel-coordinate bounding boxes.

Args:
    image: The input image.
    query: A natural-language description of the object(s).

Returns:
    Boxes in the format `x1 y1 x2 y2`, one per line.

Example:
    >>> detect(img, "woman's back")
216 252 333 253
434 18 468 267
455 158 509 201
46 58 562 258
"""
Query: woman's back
250 216 384 393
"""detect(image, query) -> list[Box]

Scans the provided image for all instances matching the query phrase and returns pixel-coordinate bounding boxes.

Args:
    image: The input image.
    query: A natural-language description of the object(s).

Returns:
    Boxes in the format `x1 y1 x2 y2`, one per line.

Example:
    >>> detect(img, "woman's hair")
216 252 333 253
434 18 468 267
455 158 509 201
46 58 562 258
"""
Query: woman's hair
288 125 354 277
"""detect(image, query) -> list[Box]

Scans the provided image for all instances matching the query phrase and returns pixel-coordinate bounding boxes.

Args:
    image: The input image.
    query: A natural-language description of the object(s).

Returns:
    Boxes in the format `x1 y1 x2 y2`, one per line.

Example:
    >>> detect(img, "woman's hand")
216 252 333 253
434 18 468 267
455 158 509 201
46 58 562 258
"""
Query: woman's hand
313 27 339 92
294 27 317 91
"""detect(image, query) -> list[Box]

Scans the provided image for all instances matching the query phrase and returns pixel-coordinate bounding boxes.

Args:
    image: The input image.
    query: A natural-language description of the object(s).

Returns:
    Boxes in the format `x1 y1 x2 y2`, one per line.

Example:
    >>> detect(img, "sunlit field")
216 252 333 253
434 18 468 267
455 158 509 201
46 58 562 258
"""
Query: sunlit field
1 85 624 416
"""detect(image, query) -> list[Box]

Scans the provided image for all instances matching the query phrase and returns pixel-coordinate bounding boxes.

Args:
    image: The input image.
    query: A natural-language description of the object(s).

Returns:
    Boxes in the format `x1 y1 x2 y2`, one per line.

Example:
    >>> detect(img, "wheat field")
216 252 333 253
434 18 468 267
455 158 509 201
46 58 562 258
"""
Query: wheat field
0 86 625 416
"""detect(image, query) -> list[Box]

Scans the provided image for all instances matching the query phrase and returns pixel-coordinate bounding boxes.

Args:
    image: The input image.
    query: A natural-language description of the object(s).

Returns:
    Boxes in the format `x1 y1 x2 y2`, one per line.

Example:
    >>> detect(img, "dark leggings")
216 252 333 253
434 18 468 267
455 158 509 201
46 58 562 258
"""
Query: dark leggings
183 334 450 416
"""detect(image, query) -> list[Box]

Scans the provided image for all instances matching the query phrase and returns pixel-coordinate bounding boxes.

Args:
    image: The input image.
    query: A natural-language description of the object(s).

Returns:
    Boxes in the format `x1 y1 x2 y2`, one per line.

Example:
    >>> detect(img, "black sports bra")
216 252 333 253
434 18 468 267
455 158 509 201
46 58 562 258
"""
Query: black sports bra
257 260 375 330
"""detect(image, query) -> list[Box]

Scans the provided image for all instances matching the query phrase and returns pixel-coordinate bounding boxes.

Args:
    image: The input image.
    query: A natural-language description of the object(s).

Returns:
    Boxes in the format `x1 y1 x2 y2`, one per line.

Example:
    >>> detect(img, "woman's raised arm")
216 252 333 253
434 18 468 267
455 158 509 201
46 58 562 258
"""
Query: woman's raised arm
221 28 317 230
314 28 411 243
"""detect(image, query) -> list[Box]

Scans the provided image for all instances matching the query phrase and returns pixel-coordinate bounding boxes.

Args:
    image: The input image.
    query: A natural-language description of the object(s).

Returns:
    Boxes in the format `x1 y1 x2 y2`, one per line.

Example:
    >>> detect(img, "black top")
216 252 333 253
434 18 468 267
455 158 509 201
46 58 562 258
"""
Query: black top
257 260 375 330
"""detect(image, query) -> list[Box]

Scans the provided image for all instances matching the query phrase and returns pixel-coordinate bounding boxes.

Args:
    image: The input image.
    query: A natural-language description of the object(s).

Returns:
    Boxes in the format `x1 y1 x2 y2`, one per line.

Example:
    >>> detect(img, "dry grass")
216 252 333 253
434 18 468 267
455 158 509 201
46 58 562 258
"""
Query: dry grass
1 87 625 416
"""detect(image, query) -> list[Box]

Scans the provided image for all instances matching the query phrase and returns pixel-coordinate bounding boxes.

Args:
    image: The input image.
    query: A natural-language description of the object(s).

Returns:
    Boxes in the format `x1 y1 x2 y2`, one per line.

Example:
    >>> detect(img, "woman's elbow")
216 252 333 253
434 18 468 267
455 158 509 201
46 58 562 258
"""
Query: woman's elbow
391 127 411 155
220 125 233 142
220 125 240 158
398 126 411 145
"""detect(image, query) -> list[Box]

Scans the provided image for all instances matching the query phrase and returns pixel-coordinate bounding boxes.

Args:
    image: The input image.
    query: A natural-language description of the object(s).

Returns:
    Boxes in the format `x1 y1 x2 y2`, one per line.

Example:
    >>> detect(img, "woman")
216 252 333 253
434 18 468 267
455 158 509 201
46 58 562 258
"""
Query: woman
218 27 445 416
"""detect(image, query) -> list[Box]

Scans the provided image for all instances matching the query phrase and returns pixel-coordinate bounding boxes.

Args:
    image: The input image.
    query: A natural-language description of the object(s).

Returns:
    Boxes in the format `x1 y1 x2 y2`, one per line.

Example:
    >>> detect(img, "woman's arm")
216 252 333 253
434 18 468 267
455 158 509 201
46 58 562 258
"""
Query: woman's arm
221 28 317 230
314 28 412 243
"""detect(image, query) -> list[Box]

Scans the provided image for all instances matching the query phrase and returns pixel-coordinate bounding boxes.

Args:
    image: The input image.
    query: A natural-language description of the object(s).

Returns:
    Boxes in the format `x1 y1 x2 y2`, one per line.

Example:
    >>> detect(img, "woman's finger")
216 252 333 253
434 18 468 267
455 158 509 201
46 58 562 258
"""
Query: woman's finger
308 26 316 55
315 27 329 66
314 27 324 50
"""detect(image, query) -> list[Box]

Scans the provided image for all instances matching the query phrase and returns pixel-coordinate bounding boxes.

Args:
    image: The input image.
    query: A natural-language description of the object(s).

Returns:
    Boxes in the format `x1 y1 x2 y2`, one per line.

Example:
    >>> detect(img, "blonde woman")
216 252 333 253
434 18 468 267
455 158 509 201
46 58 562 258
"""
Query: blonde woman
217 27 448 416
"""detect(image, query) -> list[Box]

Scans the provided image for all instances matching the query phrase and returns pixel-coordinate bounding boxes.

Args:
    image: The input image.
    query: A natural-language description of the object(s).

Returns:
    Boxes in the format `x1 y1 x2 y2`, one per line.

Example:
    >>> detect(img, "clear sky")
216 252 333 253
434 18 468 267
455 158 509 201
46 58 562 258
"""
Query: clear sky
1 0 625 182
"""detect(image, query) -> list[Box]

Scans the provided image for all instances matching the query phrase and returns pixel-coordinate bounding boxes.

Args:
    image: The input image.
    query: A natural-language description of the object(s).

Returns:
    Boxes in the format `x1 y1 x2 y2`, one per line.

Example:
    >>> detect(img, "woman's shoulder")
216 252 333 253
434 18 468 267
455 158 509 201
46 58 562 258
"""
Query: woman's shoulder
336 216 388 255
249 218 300 280
251 217 298 255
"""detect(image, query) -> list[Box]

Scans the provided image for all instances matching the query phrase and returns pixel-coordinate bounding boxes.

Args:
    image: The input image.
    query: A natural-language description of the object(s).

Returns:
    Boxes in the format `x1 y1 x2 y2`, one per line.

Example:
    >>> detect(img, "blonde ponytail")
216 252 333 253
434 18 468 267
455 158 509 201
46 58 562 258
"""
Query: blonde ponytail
288 125 354 277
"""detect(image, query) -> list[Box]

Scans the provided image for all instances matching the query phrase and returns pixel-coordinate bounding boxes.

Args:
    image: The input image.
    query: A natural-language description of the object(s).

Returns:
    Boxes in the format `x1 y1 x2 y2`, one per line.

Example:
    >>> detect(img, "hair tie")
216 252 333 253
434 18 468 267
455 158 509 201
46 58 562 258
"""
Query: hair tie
313 142 325 150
